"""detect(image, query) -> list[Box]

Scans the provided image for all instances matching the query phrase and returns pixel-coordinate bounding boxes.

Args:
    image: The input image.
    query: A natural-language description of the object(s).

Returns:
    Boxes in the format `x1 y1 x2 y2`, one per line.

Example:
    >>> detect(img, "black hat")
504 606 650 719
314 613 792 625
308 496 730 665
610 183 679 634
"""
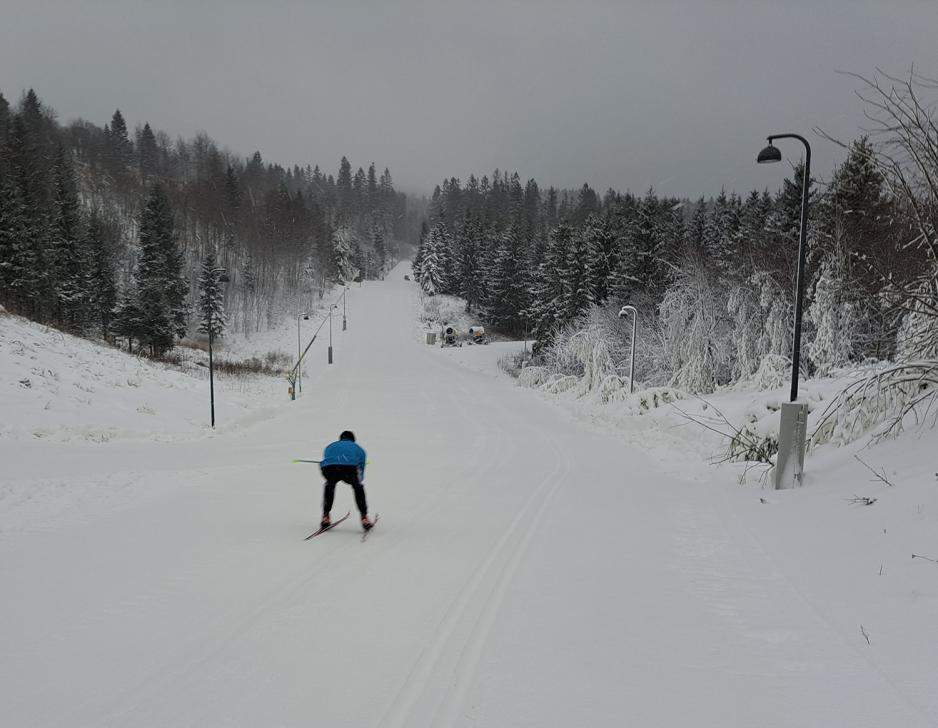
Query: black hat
340 430 356 442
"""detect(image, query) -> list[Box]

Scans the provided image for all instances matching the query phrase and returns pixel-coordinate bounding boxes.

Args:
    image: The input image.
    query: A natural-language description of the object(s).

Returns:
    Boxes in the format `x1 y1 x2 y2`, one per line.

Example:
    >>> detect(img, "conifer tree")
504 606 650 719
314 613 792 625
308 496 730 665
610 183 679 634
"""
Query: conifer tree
49 143 89 332
136 183 187 355
85 210 118 338
585 214 617 305
136 122 159 180
198 252 227 339
487 226 527 332
331 226 359 284
561 225 593 323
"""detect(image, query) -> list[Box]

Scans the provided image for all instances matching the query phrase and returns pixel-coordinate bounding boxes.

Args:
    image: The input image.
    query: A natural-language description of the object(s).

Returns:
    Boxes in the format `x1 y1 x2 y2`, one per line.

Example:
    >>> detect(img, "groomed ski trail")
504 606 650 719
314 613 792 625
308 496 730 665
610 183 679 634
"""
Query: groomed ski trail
0 263 932 728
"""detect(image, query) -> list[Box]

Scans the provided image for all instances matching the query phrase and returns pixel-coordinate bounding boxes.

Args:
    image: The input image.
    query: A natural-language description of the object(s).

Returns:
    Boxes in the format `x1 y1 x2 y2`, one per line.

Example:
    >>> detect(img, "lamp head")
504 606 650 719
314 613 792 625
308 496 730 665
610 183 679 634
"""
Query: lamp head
757 142 782 164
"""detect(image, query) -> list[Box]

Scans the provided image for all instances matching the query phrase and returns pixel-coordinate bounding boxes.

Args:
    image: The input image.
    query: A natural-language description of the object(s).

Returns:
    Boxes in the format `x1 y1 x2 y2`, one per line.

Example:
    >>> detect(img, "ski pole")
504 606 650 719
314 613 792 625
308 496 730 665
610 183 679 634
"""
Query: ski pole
292 459 322 464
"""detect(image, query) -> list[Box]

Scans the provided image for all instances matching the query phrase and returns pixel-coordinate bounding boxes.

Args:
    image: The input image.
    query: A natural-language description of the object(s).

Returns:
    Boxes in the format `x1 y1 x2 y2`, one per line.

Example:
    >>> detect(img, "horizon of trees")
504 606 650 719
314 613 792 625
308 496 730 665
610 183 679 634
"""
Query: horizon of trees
412 133 929 392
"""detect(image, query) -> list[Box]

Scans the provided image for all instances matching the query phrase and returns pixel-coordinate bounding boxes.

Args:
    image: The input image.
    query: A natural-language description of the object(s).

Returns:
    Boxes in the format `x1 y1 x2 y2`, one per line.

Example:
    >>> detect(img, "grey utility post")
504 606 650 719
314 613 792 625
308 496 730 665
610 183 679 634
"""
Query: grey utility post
618 305 638 394
757 134 812 489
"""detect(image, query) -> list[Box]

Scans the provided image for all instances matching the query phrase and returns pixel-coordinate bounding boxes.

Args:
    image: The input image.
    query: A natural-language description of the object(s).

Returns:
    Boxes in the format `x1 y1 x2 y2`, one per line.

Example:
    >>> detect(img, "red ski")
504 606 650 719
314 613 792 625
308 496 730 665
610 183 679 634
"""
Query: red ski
304 511 350 540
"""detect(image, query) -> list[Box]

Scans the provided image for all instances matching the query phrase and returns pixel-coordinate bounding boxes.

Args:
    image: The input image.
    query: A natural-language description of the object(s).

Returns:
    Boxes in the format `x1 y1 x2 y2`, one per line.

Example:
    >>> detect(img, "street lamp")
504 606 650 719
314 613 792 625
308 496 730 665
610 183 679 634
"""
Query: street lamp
207 267 229 428
618 305 638 394
342 287 348 331
296 312 311 394
328 304 336 364
757 133 812 488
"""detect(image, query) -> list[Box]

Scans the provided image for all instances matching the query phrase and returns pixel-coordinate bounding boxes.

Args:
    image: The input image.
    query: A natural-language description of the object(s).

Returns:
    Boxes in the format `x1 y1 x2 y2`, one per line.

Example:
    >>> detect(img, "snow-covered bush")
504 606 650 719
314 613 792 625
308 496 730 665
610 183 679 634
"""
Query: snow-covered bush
736 353 792 391
813 362 938 446
659 263 732 393
517 365 551 389
807 257 858 374
896 280 938 360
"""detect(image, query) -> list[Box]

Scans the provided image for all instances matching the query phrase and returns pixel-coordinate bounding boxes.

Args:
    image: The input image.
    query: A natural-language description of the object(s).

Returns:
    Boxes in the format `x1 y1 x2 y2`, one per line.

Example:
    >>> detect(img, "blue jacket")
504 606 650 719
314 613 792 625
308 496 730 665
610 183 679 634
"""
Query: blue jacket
321 439 367 476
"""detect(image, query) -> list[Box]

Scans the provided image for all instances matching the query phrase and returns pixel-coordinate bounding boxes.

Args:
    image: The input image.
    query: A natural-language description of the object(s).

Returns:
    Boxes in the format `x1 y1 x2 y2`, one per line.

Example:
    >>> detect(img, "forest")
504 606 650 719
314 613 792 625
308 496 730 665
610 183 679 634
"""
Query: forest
413 71 937 396
0 89 422 355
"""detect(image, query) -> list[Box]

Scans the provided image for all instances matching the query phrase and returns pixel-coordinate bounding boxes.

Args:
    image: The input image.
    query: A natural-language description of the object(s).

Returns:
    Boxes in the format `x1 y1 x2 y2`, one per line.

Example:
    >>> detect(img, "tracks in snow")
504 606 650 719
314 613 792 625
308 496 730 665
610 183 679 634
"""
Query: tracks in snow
376 407 573 728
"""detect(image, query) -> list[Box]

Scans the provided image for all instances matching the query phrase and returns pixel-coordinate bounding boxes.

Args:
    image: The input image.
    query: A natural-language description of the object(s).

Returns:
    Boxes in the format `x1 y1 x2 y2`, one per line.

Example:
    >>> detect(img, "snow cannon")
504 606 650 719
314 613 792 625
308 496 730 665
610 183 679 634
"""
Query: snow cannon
467 326 487 345
441 326 462 348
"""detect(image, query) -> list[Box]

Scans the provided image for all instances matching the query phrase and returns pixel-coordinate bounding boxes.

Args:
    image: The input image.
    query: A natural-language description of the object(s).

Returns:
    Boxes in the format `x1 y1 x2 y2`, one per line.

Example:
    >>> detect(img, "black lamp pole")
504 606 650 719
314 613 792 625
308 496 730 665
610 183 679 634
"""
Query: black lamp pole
757 134 811 402
328 305 334 364
209 310 215 427
208 267 229 427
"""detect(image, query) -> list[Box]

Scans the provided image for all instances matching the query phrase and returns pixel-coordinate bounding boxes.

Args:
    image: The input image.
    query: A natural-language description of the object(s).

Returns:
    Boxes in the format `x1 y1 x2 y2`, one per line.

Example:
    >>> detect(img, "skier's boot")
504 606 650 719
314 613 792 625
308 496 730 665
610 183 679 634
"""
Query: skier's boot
320 513 331 529
360 515 373 531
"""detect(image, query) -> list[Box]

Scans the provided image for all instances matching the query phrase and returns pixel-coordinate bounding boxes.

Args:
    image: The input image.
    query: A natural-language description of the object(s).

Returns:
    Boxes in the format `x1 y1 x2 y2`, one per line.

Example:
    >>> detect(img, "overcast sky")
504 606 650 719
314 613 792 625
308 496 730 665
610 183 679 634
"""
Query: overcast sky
2 0 938 198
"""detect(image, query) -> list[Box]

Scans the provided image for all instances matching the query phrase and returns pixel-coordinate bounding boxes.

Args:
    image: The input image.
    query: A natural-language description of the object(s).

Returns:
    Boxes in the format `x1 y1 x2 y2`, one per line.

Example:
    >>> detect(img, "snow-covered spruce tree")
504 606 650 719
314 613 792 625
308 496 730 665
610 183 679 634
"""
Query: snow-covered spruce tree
135 183 188 356
703 189 740 274
528 223 573 348
456 218 487 314
417 222 450 296
584 214 618 305
49 143 90 333
411 220 428 282
110 285 144 353
0 155 35 315
198 252 227 341
659 260 732 393
84 210 118 339
331 225 360 284
560 225 593 323
487 226 528 333
371 224 387 276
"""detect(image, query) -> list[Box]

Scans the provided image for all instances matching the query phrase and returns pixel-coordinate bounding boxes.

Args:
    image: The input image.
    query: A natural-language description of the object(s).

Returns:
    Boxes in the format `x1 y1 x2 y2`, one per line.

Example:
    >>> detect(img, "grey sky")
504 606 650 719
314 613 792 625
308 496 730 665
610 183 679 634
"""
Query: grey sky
2 0 937 198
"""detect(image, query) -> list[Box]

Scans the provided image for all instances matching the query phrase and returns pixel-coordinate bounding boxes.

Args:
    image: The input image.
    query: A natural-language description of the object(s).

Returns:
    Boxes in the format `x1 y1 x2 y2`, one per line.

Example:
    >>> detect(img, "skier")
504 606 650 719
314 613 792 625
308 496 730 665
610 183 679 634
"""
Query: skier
319 431 373 531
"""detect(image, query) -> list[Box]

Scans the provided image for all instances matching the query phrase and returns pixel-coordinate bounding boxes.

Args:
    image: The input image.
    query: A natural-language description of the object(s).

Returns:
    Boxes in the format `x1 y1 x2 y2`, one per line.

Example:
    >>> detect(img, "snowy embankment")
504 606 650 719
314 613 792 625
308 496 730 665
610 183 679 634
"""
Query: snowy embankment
0 309 295 443
1 269 937 727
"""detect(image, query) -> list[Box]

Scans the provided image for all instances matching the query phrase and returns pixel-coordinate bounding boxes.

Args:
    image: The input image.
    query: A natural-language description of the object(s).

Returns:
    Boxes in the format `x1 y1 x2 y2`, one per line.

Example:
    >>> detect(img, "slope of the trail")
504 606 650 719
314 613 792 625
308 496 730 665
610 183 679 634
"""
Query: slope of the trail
0 265 932 728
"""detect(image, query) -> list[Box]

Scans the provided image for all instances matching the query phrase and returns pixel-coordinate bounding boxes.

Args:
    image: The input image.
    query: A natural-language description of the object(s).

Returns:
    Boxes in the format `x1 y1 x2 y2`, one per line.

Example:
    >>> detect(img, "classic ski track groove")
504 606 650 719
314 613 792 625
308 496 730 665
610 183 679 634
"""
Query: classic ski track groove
431 426 573 727
375 395 571 728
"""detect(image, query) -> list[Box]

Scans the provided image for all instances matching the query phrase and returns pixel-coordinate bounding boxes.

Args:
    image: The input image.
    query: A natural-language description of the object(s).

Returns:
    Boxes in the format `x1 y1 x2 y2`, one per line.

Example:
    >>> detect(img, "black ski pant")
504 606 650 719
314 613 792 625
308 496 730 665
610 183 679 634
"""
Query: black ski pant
320 464 368 517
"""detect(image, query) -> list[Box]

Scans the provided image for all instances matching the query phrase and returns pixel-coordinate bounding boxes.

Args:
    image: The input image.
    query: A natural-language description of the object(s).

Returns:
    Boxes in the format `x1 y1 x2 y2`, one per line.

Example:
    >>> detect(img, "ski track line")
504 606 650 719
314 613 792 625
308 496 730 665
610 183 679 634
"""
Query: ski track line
430 425 574 727
102 341 514 727
375 404 571 728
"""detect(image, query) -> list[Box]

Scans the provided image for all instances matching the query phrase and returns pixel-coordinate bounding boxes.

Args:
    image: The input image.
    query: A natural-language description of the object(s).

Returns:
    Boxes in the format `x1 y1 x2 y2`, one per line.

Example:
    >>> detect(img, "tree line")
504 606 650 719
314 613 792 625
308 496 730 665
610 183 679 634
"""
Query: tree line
412 92 933 393
0 89 421 355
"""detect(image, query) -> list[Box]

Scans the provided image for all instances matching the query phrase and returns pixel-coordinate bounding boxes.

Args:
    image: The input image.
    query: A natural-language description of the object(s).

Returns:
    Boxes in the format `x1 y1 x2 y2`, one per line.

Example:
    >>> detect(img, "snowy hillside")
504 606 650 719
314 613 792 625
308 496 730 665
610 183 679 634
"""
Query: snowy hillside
1 265 937 727
0 308 313 443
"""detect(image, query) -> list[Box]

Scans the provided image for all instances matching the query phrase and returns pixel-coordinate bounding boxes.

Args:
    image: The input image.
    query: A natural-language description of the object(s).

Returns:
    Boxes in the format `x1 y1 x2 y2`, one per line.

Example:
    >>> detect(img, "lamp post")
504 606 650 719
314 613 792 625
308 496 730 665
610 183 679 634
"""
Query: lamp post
328 304 336 364
296 311 311 394
207 267 229 428
757 134 811 402
342 287 348 331
618 305 638 394
757 134 812 488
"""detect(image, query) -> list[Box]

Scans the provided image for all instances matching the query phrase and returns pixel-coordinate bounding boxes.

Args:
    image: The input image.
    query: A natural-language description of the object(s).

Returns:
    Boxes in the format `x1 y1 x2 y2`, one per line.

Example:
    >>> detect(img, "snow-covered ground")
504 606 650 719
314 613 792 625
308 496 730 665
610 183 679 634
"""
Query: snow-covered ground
1 264 936 727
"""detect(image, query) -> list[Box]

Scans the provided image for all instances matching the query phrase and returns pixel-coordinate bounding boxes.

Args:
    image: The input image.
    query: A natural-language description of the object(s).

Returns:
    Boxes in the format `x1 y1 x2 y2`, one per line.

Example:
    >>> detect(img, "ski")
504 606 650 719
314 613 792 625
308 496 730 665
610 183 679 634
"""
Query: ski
304 511 350 540
361 513 380 542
